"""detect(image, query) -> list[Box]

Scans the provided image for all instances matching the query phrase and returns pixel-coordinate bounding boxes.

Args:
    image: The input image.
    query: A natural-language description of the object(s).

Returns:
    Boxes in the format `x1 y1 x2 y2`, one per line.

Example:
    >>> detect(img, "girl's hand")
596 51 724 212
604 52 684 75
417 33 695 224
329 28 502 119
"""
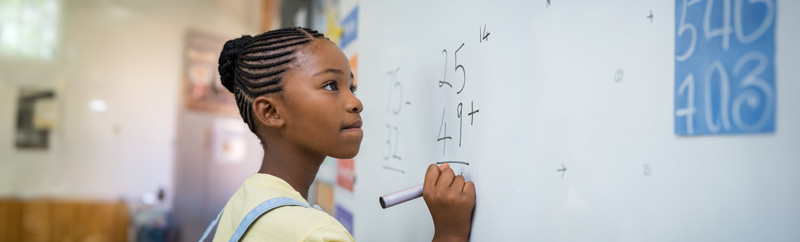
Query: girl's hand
423 163 476 242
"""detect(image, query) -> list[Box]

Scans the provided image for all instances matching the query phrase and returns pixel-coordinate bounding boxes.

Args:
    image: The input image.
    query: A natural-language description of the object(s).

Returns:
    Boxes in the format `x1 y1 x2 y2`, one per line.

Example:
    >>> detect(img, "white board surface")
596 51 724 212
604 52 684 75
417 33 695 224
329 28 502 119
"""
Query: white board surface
349 1 800 241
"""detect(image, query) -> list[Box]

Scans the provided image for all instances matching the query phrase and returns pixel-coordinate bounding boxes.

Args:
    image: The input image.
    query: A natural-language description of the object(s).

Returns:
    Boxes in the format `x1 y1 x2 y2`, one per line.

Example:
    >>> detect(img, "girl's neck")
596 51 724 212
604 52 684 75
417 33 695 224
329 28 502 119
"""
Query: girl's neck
258 142 325 199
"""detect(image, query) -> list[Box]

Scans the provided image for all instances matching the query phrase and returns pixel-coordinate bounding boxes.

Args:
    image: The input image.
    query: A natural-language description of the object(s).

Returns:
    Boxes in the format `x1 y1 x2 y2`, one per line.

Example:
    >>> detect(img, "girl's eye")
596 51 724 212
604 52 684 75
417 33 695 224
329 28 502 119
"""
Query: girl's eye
323 81 338 91
350 85 357 94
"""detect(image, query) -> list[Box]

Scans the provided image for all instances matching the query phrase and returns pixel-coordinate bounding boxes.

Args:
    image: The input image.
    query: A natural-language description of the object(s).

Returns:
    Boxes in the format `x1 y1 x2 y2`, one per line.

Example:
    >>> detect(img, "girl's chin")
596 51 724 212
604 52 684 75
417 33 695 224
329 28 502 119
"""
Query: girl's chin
328 147 361 159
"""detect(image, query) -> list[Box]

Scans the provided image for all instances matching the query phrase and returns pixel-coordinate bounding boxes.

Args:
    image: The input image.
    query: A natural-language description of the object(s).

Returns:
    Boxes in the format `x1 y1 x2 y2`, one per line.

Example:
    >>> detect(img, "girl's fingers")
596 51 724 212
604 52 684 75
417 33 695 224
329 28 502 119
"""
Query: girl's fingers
452 175 466 192
464 181 476 196
424 164 442 188
438 168 456 188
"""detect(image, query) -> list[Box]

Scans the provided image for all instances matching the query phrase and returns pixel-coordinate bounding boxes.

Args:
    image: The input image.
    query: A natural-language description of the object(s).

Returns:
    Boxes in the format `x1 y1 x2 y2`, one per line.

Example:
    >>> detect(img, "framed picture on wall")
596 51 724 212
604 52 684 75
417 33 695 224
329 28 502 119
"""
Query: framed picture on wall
182 31 237 114
15 87 56 149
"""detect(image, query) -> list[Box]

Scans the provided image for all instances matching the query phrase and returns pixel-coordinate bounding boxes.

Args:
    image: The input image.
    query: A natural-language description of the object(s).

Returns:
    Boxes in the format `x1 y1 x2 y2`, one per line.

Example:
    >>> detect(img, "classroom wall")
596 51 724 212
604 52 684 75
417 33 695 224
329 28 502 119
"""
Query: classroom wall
0 0 261 205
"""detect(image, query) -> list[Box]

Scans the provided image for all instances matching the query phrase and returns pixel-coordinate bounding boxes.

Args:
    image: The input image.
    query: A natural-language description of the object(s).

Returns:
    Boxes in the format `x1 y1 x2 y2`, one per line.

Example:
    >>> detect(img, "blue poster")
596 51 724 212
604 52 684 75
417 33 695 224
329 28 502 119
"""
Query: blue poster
335 205 354 236
340 6 358 49
674 0 776 135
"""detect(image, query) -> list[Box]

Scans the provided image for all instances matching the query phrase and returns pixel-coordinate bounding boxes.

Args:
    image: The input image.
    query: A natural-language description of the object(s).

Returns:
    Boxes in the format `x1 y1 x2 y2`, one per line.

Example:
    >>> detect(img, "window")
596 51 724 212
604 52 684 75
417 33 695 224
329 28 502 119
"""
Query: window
0 0 60 60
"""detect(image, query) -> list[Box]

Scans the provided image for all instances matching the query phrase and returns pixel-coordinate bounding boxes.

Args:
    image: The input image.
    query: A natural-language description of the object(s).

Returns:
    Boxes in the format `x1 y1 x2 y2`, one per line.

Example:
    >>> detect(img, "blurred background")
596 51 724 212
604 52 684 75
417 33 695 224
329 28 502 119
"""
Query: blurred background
0 0 349 241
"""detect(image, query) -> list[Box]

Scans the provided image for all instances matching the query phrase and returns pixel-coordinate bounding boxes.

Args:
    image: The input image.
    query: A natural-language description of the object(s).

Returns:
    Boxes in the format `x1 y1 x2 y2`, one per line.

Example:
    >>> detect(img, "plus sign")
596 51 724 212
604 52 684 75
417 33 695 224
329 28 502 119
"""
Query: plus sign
557 164 567 178
468 101 479 125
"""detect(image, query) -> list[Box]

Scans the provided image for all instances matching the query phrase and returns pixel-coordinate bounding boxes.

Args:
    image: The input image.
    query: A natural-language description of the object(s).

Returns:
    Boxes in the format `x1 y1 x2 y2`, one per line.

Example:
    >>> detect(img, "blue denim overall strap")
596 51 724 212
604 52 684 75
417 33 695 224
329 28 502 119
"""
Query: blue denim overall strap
199 208 225 242
198 197 322 242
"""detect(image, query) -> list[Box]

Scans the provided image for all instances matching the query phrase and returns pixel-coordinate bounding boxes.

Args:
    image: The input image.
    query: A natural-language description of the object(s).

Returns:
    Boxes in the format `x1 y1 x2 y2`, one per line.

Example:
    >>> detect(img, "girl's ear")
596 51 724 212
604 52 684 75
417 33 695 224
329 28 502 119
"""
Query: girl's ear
252 96 284 128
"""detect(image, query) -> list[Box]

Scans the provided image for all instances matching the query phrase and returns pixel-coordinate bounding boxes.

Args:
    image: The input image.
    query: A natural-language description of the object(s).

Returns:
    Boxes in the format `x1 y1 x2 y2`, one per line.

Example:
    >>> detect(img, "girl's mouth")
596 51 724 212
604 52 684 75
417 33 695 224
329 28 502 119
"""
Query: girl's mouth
342 120 362 130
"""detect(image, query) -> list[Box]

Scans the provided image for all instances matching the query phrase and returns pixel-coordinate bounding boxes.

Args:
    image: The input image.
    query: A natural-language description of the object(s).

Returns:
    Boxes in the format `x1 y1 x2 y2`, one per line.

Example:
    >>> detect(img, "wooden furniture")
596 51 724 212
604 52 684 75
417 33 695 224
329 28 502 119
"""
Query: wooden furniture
0 199 129 242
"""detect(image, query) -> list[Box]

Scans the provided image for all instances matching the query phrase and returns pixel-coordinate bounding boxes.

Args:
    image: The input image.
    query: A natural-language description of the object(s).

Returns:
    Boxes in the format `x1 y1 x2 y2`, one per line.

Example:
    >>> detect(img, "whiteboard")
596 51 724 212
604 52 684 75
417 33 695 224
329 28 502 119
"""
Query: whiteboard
349 1 800 241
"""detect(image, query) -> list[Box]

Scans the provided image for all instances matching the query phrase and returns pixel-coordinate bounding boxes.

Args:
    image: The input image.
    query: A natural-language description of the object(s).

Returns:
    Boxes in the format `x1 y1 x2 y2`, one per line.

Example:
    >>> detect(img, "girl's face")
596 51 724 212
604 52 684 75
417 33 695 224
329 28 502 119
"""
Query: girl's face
278 39 363 159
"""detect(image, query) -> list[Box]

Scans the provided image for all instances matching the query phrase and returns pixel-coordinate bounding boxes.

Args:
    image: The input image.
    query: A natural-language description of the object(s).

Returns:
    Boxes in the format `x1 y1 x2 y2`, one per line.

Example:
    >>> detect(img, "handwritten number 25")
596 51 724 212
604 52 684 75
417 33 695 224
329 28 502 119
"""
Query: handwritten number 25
438 43 467 94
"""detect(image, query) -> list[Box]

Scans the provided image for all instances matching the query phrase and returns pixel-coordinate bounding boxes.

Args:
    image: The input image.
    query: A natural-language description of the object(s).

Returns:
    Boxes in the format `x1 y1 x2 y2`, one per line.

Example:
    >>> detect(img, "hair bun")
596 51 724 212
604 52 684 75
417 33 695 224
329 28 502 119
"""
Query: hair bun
218 35 253 93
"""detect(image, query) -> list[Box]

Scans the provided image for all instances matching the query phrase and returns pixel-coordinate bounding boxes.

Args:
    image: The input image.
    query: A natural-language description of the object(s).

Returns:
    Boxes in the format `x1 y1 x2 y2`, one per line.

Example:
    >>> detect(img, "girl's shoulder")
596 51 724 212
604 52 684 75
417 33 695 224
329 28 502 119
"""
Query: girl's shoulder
215 173 353 241
245 205 353 242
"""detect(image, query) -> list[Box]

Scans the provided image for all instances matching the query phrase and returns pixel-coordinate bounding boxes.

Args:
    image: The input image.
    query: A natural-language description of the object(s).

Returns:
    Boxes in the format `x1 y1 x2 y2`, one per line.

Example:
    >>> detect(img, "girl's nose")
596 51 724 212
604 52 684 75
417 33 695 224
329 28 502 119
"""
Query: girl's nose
347 95 363 113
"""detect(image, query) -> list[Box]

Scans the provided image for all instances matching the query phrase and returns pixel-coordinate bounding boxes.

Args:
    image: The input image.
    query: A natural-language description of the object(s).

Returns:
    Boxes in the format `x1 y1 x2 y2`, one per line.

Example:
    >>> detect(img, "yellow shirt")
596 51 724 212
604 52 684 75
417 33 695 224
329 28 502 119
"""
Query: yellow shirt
212 173 354 242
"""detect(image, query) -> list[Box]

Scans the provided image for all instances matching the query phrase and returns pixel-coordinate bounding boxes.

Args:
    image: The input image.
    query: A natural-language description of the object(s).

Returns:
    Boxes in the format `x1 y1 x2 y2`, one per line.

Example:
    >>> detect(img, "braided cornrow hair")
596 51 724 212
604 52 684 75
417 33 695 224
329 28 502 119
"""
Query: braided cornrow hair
218 27 327 133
